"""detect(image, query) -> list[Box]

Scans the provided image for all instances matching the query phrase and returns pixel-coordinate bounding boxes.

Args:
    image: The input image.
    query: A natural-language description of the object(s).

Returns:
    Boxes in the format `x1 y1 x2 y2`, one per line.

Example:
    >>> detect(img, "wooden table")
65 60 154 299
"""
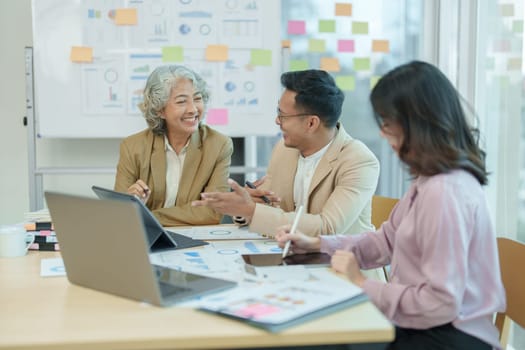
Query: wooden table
0 251 393 350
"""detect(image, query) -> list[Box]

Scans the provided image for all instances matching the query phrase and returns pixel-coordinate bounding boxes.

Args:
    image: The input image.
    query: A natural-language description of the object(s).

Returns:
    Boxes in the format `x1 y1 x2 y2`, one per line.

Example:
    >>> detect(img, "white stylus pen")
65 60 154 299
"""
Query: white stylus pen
282 205 304 258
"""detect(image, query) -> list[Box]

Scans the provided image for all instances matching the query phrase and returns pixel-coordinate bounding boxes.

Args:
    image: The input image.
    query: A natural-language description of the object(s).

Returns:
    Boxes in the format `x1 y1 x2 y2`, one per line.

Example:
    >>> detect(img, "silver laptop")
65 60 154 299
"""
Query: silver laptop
45 191 236 307
91 185 207 252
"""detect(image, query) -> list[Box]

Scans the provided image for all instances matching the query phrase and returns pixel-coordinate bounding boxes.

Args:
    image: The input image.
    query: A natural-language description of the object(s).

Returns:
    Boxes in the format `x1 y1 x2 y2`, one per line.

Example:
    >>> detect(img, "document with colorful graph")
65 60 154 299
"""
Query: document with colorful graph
197 276 367 332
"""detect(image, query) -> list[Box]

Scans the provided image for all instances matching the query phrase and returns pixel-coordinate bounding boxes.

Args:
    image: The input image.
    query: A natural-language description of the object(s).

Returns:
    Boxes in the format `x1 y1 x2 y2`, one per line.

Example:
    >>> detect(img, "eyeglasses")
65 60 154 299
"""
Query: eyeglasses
276 109 312 123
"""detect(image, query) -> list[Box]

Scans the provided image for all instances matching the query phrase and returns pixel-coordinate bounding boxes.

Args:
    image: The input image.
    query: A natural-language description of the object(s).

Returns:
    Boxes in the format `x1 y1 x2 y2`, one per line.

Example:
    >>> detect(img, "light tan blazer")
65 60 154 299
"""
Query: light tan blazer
114 124 233 226
249 123 379 237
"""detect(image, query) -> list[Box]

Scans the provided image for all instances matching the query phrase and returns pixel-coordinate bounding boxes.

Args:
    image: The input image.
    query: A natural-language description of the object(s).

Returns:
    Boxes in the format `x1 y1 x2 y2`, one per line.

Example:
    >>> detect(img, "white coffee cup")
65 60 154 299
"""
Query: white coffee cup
0 224 35 258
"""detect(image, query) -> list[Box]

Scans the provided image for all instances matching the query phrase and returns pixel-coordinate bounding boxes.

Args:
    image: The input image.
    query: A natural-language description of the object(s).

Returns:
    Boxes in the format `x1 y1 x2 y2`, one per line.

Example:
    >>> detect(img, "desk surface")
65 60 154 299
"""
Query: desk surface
0 251 393 350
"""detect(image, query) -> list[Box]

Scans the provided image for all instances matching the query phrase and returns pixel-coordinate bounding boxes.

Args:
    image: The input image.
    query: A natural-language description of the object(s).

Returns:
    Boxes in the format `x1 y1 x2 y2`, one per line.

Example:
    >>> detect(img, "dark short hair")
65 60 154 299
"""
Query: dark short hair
370 60 488 185
280 70 344 128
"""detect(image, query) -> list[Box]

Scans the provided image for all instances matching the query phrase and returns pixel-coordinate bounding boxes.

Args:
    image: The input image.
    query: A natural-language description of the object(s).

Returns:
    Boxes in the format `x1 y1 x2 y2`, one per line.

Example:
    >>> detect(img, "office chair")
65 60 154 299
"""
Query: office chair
371 195 399 282
495 237 525 349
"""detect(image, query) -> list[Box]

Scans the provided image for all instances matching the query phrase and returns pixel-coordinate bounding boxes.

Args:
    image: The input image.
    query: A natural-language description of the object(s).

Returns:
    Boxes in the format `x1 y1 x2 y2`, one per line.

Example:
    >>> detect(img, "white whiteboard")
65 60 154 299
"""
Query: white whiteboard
32 0 281 138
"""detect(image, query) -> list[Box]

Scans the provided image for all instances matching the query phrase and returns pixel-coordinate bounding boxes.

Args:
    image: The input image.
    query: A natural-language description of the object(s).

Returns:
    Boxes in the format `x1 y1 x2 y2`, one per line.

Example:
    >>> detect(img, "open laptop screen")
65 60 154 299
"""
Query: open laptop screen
45 191 235 307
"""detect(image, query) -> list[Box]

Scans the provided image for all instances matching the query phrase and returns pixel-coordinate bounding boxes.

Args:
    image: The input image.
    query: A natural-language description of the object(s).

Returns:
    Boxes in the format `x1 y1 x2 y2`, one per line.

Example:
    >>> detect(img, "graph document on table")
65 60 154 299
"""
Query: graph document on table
197 270 367 332
172 225 265 240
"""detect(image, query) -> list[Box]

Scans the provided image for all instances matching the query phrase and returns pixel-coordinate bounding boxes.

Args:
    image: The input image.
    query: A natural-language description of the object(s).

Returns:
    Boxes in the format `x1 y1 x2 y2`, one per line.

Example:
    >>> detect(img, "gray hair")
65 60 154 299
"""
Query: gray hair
139 65 210 135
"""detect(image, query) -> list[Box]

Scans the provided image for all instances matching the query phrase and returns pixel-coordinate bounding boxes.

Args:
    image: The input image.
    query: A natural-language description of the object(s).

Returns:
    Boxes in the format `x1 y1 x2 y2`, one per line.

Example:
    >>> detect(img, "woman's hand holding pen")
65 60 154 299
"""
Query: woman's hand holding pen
276 226 366 287
275 225 321 254
127 179 151 203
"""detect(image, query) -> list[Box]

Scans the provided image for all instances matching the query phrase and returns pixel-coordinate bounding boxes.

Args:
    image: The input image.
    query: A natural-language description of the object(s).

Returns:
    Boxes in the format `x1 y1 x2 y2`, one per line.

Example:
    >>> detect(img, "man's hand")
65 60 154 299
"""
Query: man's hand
192 179 256 220
245 176 281 205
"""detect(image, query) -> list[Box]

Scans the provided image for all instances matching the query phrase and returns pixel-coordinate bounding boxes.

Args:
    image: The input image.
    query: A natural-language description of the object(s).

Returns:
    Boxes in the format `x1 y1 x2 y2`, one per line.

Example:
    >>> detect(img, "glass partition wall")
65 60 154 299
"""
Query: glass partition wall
247 0 428 198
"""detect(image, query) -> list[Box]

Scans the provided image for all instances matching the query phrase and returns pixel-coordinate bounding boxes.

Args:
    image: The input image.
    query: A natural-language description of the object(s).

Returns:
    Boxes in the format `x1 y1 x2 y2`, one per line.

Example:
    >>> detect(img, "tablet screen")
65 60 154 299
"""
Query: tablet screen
241 252 331 267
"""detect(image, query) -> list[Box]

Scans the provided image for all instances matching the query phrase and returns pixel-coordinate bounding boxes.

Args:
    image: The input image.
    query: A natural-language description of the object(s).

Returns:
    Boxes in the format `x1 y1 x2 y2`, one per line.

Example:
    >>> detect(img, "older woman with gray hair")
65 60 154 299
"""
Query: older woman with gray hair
114 65 233 226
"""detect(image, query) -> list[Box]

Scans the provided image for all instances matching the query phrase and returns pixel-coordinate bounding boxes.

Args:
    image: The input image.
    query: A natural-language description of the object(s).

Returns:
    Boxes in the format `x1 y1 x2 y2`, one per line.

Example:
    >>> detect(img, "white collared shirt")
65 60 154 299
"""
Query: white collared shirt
164 135 188 208
293 141 332 209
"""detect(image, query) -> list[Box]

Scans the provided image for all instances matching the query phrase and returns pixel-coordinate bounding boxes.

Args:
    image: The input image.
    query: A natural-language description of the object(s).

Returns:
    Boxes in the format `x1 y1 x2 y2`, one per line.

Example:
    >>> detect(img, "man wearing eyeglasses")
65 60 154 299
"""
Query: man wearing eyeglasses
192 69 379 238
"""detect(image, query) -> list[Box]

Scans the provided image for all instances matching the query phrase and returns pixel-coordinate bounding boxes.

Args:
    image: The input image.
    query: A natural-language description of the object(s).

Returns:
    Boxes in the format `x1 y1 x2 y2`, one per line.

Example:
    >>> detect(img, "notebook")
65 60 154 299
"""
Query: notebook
44 191 236 306
91 185 207 252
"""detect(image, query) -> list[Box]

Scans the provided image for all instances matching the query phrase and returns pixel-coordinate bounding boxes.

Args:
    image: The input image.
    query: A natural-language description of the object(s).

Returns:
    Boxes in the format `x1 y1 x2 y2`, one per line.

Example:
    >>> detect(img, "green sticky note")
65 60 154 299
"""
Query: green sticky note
319 20 336 33
370 76 381 89
289 60 309 71
250 49 272 66
354 57 370 71
513 20 523 33
498 75 510 89
309 39 326 52
352 21 369 34
162 46 183 62
335 75 355 91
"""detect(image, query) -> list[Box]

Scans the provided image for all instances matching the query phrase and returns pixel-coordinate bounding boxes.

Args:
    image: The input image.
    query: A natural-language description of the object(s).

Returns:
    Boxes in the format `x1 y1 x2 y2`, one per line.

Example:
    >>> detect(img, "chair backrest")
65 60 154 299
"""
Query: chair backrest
371 195 399 282
371 195 399 230
495 237 525 348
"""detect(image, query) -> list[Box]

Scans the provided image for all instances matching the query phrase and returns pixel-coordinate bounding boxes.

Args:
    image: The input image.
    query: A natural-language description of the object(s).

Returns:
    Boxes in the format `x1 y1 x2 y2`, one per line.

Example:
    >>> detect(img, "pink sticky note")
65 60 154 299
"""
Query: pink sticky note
206 109 228 125
338 40 354 52
288 20 306 35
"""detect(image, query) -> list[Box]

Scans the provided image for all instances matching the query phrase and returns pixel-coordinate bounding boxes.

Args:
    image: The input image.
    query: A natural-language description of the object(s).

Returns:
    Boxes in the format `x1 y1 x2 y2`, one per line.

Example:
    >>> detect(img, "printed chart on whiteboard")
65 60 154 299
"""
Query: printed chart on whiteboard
32 0 281 138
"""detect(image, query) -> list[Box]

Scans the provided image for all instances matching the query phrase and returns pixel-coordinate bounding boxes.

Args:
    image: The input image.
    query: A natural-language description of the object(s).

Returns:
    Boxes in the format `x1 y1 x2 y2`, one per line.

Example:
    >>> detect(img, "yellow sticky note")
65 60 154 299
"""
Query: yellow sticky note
70 46 93 63
370 76 381 89
352 21 368 34
308 39 326 52
335 3 352 16
206 45 229 62
250 49 272 66
289 60 309 71
115 8 138 25
320 57 340 72
372 40 390 53
319 20 336 33
162 46 184 62
335 76 355 91
354 57 370 71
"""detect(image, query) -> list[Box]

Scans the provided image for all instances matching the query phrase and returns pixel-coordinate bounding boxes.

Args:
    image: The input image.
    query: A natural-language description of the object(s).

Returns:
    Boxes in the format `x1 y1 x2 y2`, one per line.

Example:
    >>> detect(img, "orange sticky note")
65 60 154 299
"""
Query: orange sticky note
372 40 390 53
320 57 340 72
335 3 352 16
70 46 93 63
115 8 138 25
206 45 229 62
281 40 291 48
507 57 522 70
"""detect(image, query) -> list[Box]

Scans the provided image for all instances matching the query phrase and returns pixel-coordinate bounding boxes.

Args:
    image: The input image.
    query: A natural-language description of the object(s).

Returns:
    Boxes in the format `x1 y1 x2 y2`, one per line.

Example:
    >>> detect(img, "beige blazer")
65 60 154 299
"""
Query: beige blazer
250 123 379 237
114 124 233 226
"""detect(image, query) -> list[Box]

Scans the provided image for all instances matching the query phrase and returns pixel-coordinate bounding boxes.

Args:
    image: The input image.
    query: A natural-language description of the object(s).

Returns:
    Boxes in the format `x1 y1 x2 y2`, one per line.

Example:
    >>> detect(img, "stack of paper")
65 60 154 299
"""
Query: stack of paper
197 270 367 332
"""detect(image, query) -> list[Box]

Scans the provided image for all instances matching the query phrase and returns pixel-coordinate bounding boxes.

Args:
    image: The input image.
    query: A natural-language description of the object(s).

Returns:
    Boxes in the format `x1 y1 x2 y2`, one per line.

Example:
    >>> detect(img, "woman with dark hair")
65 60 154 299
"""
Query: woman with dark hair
114 65 233 226
276 61 505 349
